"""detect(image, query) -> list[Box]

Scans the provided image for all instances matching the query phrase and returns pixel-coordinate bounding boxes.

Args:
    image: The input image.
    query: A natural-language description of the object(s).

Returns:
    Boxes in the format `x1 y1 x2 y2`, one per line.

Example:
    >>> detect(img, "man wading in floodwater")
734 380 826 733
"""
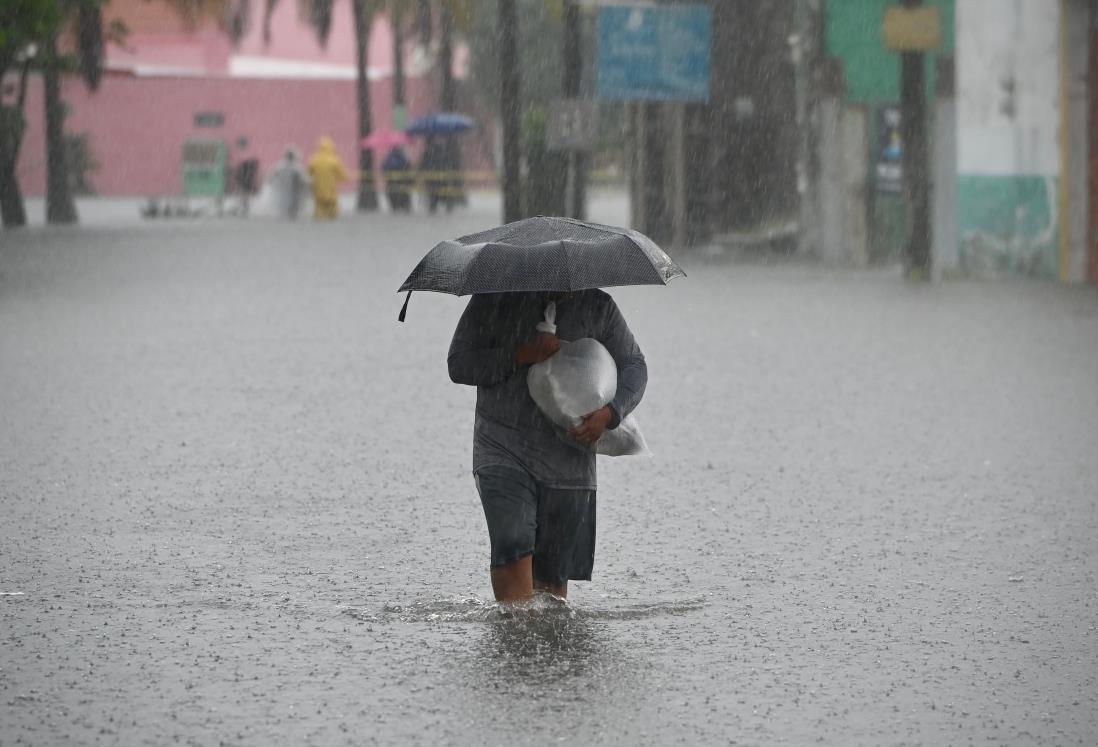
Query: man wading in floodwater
447 291 647 603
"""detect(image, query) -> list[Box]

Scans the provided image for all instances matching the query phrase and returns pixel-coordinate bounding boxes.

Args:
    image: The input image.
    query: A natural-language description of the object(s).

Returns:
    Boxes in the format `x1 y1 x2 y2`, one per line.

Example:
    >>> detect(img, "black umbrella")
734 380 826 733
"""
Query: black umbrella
397 216 685 320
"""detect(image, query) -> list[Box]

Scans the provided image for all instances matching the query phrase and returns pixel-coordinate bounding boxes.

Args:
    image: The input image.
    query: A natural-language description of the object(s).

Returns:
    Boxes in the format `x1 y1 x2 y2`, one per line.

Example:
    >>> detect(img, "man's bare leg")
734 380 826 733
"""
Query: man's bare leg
534 579 567 599
490 555 534 602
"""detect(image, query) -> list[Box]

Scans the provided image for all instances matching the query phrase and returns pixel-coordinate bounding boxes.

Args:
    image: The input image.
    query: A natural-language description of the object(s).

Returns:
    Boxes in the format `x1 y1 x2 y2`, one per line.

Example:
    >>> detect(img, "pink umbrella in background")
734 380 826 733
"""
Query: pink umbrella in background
361 129 412 150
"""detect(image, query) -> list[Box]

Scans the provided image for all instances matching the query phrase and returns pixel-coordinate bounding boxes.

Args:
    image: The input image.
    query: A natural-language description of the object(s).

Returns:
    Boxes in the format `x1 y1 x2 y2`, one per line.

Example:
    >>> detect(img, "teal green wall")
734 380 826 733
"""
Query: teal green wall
956 175 1060 278
825 0 956 103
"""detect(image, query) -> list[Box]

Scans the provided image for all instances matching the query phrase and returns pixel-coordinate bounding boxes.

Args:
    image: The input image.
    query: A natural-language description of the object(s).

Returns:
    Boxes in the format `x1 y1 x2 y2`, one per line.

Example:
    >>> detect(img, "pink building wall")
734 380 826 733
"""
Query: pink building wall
17 73 458 196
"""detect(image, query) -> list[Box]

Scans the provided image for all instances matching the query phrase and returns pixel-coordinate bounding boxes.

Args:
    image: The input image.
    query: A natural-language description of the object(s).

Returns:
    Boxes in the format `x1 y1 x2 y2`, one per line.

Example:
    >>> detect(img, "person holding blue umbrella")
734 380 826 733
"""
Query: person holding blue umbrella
405 112 474 136
406 112 473 213
418 135 449 213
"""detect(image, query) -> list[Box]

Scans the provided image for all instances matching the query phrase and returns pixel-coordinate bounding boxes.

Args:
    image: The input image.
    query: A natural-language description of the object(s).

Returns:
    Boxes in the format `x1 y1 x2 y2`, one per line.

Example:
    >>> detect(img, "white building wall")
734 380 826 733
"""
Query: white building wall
957 0 1060 176
956 0 1062 277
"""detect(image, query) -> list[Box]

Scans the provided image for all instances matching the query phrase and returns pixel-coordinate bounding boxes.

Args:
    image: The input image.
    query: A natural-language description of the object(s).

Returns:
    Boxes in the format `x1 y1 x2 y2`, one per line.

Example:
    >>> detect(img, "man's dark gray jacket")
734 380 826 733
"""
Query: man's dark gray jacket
447 290 647 489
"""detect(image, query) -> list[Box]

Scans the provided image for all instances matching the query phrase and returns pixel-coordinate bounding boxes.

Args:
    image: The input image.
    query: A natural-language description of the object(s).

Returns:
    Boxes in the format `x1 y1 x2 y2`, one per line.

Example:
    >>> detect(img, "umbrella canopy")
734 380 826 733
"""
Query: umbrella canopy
361 129 412 150
396 216 685 320
405 112 474 136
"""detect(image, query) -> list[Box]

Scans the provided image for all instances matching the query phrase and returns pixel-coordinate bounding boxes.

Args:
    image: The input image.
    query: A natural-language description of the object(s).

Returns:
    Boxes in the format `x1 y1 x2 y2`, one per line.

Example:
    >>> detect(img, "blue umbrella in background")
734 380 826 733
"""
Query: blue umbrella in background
404 112 475 136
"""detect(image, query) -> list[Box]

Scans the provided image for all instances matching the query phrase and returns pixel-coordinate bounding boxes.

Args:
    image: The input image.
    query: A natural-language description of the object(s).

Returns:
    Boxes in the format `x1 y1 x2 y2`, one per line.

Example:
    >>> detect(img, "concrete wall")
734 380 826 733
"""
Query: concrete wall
817 96 869 265
933 79 958 276
956 0 1061 278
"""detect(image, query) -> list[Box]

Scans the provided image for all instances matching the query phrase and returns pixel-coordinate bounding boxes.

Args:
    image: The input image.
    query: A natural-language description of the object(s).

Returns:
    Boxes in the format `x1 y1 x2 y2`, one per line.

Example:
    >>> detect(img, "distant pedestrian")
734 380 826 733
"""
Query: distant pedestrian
382 147 413 213
307 137 351 220
266 148 309 220
419 136 448 214
233 157 260 217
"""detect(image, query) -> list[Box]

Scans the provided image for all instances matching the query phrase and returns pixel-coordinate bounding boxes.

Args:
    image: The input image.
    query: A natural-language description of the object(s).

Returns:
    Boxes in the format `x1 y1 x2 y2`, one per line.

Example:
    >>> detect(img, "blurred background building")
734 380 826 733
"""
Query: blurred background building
624 0 1095 284
3 0 1096 284
12 0 494 199
821 0 1092 284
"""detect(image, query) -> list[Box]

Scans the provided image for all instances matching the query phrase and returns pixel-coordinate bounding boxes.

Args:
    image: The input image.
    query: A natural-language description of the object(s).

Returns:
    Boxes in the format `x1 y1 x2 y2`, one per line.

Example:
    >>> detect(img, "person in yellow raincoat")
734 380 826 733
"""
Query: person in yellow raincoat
307 137 351 219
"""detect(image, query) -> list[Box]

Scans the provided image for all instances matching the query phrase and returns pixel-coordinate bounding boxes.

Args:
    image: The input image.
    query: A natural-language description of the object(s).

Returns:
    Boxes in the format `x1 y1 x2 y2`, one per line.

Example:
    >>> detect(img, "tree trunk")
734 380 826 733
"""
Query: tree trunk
45 35 78 224
0 140 28 227
900 0 931 277
392 3 406 113
498 0 522 222
439 2 464 205
440 3 456 111
353 0 378 211
562 0 585 220
0 69 29 228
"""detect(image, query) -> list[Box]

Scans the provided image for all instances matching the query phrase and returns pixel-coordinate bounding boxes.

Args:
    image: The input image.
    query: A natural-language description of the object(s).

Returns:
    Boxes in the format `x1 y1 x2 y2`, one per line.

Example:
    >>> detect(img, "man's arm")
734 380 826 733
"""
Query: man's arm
598 298 647 429
447 296 518 387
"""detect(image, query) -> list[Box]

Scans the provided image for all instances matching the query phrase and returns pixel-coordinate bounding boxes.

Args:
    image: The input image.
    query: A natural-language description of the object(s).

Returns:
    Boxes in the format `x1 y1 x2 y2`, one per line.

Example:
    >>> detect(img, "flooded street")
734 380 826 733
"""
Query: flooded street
2 193 1097 745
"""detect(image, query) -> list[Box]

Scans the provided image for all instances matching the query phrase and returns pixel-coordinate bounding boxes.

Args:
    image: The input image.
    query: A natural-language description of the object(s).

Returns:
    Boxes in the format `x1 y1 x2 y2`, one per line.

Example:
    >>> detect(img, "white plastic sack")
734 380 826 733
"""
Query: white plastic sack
527 336 649 457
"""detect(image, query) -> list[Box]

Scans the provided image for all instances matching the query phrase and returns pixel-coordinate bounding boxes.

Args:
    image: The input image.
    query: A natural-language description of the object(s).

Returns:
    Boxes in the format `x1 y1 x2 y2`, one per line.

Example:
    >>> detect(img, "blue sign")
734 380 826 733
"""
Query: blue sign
596 4 711 102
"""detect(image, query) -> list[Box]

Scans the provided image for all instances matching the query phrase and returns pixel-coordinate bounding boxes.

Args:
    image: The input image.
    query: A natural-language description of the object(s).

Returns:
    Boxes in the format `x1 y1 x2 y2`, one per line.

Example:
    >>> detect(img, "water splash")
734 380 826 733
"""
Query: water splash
342 593 707 624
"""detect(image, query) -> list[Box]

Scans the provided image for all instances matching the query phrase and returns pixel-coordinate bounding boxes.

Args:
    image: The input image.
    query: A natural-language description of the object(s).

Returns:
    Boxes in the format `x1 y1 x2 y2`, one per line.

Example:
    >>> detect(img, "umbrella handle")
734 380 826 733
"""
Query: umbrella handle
398 290 412 322
535 301 557 334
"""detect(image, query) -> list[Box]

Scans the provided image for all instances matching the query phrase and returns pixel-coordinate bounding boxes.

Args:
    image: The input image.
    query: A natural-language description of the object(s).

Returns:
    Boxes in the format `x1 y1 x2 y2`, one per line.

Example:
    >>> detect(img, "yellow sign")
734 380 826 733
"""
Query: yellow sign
883 6 942 51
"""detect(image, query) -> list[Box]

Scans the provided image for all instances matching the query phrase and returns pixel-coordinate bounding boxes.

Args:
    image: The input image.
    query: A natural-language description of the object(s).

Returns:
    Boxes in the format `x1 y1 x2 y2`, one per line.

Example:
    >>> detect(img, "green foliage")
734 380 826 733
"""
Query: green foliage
0 0 60 70
73 0 105 89
302 0 335 46
0 1 112 88
65 131 98 194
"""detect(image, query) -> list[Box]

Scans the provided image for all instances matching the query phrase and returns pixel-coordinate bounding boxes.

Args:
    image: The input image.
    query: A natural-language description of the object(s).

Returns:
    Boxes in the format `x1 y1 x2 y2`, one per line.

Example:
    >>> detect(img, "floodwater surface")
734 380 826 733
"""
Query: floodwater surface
2 194 1097 744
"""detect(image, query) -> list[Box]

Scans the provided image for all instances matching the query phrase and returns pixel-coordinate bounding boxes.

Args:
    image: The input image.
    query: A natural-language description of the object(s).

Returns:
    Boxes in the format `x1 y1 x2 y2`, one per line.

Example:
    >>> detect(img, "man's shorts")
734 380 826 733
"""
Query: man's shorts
474 465 596 585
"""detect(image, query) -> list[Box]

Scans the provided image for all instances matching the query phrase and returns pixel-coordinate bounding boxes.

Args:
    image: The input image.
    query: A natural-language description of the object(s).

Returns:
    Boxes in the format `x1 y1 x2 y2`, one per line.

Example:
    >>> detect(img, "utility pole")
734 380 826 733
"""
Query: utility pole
562 0 586 220
352 0 378 212
899 0 931 277
44 34 77 224
498 0 522 222
793 0 812 256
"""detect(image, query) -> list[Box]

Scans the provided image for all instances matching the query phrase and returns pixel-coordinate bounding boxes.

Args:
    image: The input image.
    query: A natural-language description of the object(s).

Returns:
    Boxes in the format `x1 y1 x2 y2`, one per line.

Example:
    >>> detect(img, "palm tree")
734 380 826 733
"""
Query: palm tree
43 0 110 224
437 0 471 205
0 0 111 227
351 0 381 210
388 0 415 126
0 0 59 228
497 0 520 222
561 0 584 219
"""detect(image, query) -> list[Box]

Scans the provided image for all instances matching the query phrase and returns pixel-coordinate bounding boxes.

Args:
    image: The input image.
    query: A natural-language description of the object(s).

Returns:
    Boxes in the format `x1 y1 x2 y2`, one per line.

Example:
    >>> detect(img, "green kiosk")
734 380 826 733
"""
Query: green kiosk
182 139 227 199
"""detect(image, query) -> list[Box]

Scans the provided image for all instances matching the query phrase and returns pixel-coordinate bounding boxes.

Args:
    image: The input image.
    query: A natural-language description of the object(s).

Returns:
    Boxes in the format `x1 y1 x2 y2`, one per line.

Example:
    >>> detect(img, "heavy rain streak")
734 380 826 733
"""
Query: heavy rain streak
2 1 1098 744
